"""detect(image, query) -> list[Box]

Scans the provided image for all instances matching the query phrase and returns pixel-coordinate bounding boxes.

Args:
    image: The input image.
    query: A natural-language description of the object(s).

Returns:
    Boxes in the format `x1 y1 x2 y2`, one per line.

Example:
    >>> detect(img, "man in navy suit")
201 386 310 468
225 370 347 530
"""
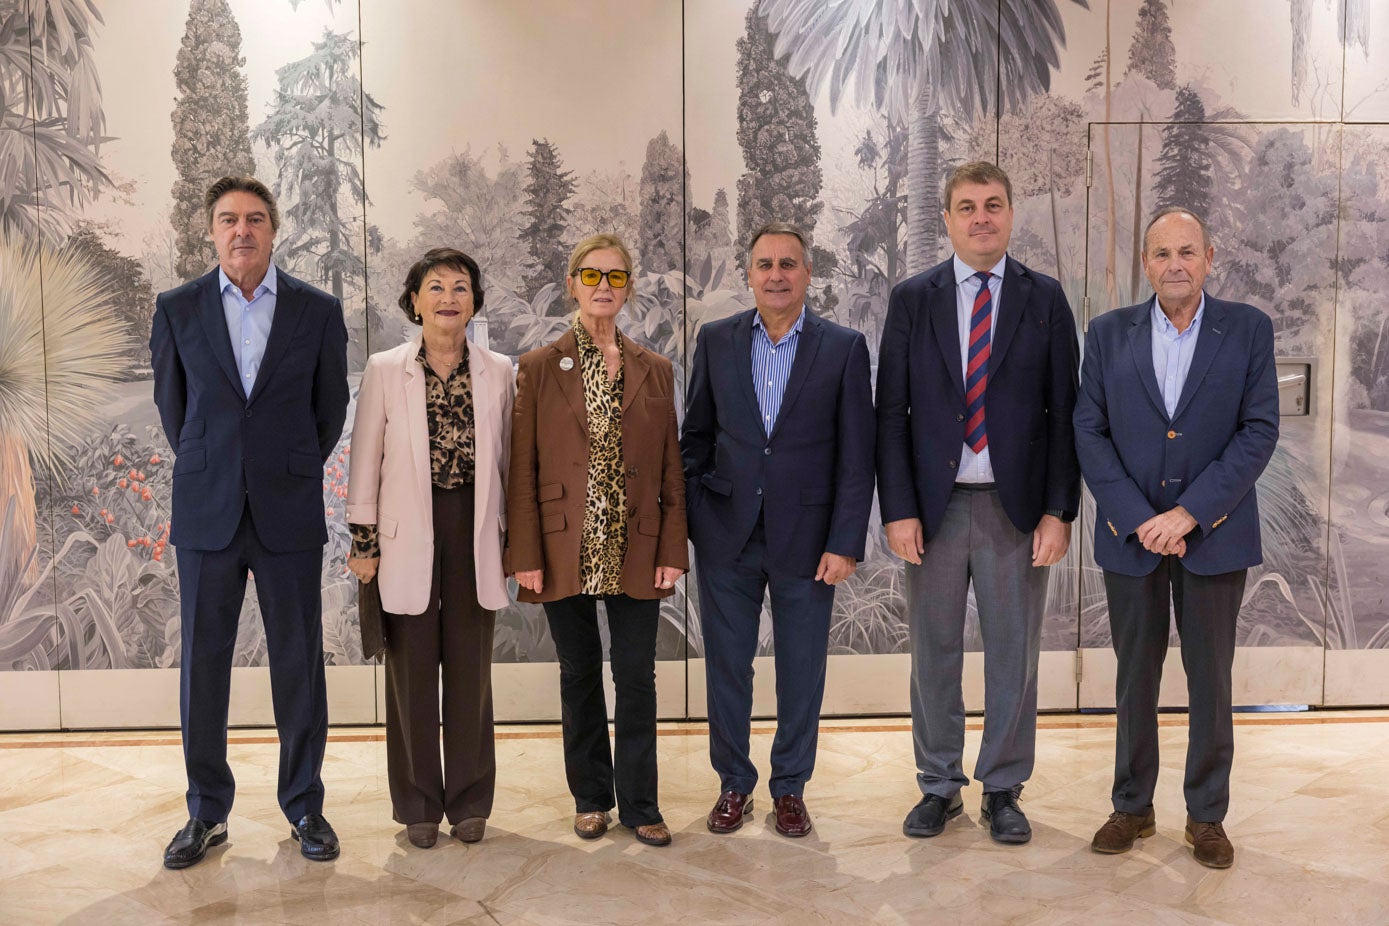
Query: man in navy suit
877 162 1080 844
1077 207 1278 869
681 222 875 838
151 176 350 868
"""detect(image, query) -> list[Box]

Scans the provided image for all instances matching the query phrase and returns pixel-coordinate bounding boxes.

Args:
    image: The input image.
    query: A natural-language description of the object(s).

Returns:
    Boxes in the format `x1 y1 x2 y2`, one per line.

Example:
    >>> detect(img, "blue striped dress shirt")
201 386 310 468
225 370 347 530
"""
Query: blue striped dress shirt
219 263 278 397
751 307 805 435
1150 293 1204 419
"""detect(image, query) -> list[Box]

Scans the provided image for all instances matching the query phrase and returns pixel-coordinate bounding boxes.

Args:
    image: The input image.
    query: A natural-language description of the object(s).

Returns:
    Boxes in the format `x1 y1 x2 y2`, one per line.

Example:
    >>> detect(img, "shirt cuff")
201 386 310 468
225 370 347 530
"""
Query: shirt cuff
349 523 380 558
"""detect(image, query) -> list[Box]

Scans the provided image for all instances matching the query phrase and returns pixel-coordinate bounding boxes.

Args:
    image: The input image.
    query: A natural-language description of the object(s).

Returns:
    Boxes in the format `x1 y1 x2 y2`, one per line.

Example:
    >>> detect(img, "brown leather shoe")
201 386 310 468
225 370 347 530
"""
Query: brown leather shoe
773 794 813 838
1185 816 1234 869
633 822 672 847
1091 808 1156 854
450 817 486 844
406 823 438 848
707 790 753 834
573 811 611 840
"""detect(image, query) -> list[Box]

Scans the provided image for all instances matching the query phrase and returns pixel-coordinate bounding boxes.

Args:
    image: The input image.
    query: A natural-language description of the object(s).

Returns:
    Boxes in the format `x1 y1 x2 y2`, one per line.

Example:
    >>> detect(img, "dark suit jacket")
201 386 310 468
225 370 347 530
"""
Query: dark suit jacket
150 266 350 552
876 256 1080 540
681 308 875 577
1074 293 1279 577
505 328 688 603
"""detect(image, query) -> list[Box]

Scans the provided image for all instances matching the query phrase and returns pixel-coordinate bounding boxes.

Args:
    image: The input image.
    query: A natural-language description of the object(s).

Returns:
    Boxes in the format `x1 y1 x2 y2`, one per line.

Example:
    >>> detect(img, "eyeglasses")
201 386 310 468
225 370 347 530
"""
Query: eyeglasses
575 267 631 288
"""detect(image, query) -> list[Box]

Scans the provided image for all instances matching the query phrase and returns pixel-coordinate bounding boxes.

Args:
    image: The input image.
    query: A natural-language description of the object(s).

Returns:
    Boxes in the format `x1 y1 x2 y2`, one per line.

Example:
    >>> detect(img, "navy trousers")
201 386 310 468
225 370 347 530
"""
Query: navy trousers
697 515 835 799
176 505 328 824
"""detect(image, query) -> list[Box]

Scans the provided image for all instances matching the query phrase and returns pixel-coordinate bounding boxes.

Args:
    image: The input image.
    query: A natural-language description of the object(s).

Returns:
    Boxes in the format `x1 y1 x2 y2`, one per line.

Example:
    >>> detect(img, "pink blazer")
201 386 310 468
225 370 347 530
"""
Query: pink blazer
346 335 514 613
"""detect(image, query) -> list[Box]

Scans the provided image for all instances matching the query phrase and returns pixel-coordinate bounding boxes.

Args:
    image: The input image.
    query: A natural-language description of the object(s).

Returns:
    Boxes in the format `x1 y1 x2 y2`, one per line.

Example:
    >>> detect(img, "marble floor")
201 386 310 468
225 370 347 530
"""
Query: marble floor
2 713 1388 925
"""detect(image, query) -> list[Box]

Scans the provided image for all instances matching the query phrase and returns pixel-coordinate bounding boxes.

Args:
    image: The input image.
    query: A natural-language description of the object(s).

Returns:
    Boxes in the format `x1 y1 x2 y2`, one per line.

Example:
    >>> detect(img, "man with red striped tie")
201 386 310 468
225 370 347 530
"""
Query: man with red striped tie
876 161 1080 843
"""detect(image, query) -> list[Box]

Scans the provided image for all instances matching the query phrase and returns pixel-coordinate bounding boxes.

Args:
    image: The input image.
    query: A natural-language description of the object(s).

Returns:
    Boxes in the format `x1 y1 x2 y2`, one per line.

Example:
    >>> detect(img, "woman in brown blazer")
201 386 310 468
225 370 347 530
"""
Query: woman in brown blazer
507 233 687 847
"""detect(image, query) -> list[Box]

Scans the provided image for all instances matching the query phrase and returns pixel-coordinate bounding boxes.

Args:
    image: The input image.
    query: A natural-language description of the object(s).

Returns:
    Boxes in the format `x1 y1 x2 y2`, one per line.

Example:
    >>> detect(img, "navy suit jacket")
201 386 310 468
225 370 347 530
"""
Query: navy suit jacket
150 267 350 553
876 256 1080 540
1074 294 1279 577
681 308 875 577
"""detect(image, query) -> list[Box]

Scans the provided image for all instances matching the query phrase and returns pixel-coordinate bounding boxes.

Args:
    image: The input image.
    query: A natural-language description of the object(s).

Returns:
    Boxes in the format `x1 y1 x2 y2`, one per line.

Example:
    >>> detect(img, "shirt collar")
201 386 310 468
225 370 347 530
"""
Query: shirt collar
952 254 1008 286
218 263 278 299
1151 292 1205 337
753 306 807 338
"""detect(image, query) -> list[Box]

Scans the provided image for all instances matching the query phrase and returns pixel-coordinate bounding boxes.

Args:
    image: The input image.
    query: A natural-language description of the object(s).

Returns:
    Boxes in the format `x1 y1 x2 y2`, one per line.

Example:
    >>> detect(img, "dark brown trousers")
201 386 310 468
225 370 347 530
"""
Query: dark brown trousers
383 484 496 825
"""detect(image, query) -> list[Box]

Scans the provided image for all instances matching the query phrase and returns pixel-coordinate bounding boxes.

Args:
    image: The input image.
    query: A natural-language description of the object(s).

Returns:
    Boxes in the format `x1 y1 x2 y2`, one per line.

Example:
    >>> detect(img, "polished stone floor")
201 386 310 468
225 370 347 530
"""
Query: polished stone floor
2 712 1388 925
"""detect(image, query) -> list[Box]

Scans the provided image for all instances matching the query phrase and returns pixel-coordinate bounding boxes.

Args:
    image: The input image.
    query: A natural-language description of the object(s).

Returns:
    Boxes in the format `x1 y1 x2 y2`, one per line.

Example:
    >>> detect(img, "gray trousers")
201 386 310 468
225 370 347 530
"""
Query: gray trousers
907 485 1047 798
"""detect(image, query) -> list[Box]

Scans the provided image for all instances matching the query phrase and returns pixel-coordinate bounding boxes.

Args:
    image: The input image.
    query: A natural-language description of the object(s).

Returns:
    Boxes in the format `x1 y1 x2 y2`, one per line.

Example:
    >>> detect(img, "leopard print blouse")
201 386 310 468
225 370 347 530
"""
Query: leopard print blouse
574 320 627 596
349 344 475 558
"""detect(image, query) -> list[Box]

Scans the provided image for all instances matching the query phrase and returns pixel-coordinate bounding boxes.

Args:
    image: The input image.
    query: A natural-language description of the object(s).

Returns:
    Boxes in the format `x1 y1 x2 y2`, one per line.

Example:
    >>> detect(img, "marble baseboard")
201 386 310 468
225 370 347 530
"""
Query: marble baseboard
0 671 60 730
1324 649 1389 706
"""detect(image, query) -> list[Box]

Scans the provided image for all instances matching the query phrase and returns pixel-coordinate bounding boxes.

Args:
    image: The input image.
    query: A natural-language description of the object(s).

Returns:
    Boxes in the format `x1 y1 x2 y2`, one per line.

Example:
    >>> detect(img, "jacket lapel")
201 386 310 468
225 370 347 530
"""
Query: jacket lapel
196 272 242 397
621 337 650 413
731 310 762 426
549 329 587 429
247 270 308 406
1126 302 1168 421
768 313 823 441
1171 294 1226 422
988 257 1031 373
928 273 966 404
401 339 431 507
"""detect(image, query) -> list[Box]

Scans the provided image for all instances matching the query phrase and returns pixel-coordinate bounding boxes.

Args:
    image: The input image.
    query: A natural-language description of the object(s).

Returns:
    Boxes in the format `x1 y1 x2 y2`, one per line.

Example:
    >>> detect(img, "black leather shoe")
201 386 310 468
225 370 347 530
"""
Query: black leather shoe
903 794 964 838
981 789 1031 844
290 813 340 861
163 818 227 869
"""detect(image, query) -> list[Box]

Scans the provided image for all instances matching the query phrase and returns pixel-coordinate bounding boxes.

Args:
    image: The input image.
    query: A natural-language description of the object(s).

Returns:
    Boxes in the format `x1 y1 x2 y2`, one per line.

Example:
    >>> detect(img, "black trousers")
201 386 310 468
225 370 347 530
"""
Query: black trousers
1104 557 1247 822
383 485 496 825
543 594 662 827
176 504 327 824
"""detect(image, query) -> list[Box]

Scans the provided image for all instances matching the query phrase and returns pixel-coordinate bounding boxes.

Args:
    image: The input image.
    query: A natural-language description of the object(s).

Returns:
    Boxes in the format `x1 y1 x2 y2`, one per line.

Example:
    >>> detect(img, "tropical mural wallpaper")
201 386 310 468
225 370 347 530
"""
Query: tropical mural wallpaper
1 0 1387 714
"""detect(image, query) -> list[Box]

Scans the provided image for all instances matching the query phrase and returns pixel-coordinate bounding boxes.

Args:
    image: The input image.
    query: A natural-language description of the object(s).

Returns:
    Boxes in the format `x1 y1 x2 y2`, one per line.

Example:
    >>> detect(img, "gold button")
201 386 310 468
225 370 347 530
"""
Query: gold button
1167 430 1177 439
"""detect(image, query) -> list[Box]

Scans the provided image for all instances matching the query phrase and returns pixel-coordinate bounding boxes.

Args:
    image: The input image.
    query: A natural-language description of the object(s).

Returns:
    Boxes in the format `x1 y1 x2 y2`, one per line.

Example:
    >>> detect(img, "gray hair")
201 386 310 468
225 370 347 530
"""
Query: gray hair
746 221 812 267
1143 206 1211 253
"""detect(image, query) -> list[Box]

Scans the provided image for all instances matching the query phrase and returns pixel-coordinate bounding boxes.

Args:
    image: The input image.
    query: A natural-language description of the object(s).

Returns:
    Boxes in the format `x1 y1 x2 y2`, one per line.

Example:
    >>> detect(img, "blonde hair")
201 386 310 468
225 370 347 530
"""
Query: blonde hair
566 233 634 278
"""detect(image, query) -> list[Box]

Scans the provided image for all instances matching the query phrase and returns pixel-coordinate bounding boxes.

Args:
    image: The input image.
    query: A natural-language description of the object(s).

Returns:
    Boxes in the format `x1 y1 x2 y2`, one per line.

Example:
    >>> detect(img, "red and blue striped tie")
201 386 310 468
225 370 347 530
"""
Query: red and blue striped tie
965 271 992 454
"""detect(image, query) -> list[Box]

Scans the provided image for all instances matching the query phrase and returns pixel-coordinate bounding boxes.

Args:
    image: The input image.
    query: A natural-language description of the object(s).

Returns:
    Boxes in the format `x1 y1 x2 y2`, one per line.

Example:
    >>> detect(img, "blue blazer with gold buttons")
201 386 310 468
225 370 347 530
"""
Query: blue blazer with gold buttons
1074 293 1279 577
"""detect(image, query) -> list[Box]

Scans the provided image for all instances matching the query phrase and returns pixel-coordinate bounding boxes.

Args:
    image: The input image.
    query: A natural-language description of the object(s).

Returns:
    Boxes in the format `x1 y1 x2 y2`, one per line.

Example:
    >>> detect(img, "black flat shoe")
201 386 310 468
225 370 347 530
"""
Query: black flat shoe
902 794 963 838
291 813 340 861
163 818 228 869
981 789 1031 845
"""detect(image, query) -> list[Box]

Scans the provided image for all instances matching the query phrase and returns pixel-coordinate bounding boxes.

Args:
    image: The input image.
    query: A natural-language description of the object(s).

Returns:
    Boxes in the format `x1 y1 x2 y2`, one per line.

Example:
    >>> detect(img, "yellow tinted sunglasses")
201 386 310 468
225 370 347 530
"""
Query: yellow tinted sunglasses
575 267 630 288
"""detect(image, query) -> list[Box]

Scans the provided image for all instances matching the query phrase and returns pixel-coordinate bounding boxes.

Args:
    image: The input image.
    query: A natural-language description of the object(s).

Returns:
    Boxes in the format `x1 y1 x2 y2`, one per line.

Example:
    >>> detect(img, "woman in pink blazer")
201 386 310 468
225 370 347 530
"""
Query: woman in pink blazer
346 248 514 849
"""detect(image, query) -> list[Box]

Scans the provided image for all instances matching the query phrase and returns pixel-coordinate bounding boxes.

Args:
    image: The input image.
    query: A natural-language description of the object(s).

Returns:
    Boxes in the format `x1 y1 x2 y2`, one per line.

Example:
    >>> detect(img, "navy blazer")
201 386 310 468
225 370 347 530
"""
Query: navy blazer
150 267 350 553
876 256 1080 540
1074 294 1279 577
681 308 875 577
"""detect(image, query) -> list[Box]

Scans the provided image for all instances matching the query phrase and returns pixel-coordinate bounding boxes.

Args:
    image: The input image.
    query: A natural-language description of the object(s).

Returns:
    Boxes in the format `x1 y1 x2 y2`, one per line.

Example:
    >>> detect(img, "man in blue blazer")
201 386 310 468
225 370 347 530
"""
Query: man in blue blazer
1076 207 1278 869
877 162 1080 844
151 177 350 868
682 222 875 838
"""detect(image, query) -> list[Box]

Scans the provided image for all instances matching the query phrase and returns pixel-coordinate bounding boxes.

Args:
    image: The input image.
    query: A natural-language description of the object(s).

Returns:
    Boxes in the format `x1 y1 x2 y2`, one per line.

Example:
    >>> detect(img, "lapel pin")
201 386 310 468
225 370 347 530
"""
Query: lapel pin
559 357 574 371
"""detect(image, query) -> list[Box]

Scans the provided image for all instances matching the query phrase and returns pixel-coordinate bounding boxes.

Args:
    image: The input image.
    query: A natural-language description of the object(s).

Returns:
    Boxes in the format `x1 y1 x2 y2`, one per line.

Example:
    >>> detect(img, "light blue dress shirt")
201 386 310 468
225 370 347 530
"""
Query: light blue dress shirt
1150 293 1204 419
219 263 278 397
953 254 1006 483
751 306 805 436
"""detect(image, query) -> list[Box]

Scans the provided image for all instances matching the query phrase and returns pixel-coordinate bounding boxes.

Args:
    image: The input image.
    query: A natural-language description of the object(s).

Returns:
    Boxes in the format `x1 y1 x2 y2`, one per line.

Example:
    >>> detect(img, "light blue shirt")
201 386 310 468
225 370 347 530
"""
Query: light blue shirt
953 254 1006 483
751 306 805 436
219 263 278 397
1150 293 1204 419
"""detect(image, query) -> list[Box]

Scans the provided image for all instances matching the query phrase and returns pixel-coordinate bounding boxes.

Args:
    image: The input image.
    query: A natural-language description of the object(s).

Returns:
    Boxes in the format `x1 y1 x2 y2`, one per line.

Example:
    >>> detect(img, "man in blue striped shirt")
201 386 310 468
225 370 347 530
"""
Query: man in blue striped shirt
683 222 876 839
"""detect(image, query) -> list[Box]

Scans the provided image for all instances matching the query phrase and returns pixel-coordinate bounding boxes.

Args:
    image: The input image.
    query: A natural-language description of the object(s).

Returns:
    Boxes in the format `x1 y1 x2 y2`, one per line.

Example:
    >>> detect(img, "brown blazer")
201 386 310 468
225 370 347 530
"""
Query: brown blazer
505 327 688 603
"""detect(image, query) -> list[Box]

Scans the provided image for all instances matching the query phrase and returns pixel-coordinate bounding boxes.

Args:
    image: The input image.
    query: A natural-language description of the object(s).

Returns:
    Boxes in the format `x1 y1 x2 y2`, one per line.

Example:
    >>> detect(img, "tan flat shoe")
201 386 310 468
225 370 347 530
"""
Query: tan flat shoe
450 817 486 843
573 811 612 839
633 822 671 847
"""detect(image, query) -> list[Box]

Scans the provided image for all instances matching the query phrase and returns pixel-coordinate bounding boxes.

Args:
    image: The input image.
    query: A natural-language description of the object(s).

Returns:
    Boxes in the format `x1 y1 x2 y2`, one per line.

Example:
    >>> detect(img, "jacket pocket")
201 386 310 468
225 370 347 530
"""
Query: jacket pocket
179 418 205 442
699 473 733 496
541 512 566 533
801 486 833 506
637 516 661 537
378 516 399 539
288 450 323 478
173 448 206 475
538 482 564 502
